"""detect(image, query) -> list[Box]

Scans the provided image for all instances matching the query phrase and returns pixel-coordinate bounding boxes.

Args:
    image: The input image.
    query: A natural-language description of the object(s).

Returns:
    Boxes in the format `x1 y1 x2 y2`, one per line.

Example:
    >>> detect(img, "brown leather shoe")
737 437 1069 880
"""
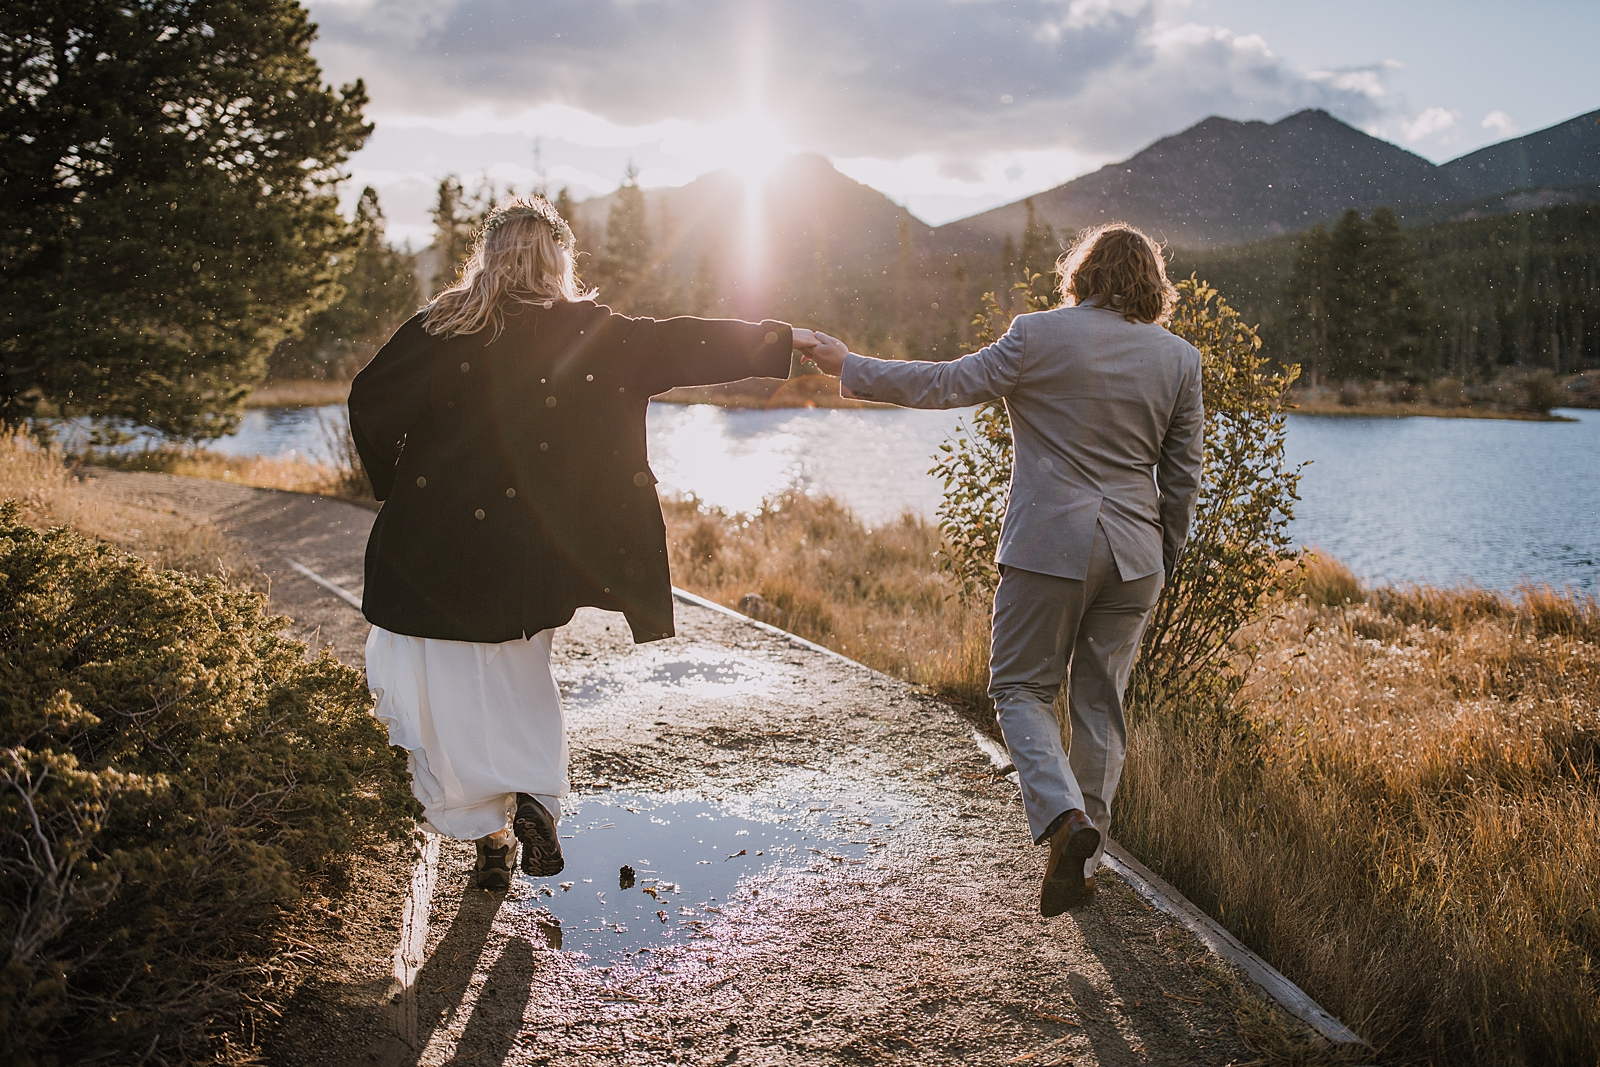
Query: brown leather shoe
1040 809 1101 917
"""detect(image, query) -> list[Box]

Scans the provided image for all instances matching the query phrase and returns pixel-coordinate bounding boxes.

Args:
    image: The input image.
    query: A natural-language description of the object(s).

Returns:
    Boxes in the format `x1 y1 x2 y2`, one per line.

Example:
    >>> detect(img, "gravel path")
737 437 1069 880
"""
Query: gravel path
85 471 1283 1066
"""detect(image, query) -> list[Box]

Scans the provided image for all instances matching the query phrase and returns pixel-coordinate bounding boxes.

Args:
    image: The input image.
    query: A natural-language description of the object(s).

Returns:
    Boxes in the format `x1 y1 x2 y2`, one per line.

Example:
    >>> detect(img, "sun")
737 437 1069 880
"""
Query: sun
663 107 794 189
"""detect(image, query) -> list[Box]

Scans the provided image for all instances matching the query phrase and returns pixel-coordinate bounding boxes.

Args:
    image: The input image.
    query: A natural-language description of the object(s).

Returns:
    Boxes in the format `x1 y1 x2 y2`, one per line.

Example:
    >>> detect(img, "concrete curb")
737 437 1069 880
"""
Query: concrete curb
288 565 1366 1051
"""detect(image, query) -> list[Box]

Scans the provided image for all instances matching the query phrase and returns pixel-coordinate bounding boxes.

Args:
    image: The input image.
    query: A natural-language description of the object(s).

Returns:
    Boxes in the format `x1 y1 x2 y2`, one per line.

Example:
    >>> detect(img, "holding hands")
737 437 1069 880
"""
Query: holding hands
791 329 850 377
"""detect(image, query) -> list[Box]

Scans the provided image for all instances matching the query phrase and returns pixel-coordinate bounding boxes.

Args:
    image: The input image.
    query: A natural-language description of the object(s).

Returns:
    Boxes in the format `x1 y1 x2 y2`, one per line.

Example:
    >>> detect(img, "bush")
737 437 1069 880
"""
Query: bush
932 276 1304 721
1521 368 1563 414
0 504 416 1066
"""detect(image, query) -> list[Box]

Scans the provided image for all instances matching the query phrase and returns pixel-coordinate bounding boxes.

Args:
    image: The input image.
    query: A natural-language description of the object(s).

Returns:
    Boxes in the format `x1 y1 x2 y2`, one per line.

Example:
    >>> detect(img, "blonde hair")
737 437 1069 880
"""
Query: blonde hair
424 196 593 339
1056 223 1177 324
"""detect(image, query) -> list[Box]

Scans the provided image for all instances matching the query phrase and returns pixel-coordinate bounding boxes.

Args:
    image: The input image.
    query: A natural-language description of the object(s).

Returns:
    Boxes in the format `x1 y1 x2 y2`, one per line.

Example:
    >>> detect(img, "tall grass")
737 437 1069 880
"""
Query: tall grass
78 409 375 506
665 501 1600 1065
662 493 992 709
0 430 261 581
1116 565 1600 1065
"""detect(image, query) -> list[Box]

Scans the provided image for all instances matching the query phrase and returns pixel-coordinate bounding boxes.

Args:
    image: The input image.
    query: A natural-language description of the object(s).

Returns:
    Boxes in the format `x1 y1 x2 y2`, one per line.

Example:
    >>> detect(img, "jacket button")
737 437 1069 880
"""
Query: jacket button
506 488 516 498
475 509 485 519
416 476 427 488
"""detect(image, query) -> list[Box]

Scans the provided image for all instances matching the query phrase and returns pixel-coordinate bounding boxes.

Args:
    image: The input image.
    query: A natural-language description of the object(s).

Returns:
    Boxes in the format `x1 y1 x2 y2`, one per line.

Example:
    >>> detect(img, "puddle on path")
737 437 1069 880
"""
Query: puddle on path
511 792 897 962
557 644 782 707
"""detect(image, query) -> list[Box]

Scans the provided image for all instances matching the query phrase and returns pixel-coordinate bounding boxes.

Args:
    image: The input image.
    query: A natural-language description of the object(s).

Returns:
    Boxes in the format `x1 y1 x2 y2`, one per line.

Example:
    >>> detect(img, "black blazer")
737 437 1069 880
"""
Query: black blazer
349 300 793 644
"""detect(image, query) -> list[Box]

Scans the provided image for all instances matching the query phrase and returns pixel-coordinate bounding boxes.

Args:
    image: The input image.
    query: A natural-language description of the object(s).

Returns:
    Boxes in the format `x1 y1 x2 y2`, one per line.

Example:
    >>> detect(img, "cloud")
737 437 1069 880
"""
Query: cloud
1401 106 1459 143
306 0 1398 164
1481 109 1518 136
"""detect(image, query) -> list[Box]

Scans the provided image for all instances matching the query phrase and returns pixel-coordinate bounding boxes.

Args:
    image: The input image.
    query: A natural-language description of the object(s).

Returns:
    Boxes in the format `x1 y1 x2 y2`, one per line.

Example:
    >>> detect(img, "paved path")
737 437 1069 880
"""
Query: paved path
87 471 1280 1066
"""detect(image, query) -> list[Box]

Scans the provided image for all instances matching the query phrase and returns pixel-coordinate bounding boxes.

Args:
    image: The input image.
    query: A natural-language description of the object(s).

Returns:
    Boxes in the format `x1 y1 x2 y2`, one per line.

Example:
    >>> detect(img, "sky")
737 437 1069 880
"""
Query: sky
302 0 1600 246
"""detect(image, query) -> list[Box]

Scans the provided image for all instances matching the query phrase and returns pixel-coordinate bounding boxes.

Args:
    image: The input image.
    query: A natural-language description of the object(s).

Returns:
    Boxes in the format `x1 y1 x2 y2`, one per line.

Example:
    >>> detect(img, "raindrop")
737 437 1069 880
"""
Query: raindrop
506 488 516 498
540 442 549 451
460 362 470 373
633 472 650 487
546 396 557 407
586 374 594 382
416 476 427 488
475 509 486 520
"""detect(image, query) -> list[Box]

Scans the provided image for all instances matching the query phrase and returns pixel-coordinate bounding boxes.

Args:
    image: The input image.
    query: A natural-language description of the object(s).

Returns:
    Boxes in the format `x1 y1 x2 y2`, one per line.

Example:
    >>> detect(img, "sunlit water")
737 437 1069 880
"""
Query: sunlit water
181 403 1600 594
512 792 891 962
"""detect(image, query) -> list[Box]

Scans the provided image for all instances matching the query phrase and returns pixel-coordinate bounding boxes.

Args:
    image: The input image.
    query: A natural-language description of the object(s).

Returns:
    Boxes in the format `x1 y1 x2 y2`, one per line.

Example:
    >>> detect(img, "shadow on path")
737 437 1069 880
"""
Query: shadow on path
378 887 506 1067
441 938 538 1066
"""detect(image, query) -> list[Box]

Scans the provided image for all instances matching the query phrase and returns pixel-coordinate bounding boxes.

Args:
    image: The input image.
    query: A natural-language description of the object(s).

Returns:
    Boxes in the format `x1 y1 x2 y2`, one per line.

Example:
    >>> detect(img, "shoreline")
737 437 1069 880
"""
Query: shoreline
251 377 1588 420
1287 398 1577 422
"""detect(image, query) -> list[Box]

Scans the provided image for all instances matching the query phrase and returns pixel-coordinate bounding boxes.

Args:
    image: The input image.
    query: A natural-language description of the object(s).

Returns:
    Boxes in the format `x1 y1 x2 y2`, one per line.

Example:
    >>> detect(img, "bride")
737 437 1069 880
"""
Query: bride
348 195 808 888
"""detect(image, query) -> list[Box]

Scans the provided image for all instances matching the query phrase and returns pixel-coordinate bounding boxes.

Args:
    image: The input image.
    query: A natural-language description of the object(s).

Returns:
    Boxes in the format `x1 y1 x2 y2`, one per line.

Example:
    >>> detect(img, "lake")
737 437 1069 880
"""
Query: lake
209 403 1600 595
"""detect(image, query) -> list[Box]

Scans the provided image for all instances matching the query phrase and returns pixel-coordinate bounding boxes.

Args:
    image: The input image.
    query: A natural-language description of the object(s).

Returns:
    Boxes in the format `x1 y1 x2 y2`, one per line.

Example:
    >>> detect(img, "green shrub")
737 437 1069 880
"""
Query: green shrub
0 503 417 1066
931 276 1304 722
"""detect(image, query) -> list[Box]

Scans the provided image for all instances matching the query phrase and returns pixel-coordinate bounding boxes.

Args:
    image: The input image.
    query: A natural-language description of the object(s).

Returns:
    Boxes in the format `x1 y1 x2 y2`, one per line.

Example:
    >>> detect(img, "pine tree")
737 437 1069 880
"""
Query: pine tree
1326 209 1375 379
1283 223 1333 385
1018 198 1058 304
429 176 474 296
270 187 420 379
0 0 371 439
596 164 654 313
1366 207 1431 373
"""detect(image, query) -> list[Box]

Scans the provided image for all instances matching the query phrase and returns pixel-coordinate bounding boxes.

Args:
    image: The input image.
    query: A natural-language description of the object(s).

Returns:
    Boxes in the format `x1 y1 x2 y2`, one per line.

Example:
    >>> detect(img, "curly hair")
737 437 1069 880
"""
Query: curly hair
424 196 594 339
1055 223 1177 324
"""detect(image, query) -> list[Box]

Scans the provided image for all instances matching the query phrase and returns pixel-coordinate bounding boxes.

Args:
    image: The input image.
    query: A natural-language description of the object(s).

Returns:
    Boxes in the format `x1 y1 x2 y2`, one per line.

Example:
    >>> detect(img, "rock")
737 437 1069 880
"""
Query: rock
738 593 787 626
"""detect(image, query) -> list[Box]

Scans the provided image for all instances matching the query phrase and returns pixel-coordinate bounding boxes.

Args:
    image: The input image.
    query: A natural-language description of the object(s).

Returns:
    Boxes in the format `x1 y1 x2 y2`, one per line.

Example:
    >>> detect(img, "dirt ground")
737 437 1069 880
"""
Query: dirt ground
84 470 1318 1066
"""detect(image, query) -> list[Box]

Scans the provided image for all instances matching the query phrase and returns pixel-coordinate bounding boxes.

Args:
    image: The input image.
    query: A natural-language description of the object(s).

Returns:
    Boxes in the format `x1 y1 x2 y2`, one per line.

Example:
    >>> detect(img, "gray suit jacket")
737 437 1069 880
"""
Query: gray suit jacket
842 304 1204 582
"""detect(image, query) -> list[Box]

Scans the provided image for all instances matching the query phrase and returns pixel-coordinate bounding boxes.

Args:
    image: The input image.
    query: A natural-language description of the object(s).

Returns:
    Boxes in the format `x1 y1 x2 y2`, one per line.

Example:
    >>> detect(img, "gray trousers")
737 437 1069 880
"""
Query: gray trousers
989 523 1163 876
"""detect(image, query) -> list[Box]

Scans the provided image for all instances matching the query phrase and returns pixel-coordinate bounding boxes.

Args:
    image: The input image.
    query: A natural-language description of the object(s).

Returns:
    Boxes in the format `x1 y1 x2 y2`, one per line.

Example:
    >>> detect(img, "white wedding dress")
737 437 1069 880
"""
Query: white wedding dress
366 626 568 839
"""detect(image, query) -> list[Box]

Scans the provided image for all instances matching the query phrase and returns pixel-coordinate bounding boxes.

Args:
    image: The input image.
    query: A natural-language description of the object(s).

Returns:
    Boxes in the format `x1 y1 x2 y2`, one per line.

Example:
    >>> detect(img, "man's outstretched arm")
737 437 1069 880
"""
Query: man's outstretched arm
801 323 1026 409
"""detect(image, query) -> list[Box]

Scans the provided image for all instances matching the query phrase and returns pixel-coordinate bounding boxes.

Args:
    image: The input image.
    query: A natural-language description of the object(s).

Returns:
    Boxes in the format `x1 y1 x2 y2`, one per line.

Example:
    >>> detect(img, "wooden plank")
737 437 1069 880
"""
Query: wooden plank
1101 841 1368 1049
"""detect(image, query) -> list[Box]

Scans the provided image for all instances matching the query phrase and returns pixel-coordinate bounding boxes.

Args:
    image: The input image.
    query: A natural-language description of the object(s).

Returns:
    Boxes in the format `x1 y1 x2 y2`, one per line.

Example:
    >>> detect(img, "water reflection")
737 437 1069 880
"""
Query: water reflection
513 792 888 961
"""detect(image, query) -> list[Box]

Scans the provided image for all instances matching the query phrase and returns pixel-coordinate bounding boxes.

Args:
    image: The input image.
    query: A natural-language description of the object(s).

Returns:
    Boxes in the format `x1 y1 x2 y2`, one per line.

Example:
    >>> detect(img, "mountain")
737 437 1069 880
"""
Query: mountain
569 153 924 318
936 109 1456 251
935 107 1600 252
1443 108 1600 201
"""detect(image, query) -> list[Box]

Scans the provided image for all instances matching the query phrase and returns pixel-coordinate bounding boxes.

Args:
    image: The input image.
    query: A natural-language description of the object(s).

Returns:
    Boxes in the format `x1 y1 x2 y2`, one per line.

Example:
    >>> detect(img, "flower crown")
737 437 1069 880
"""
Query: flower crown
480 197 575 250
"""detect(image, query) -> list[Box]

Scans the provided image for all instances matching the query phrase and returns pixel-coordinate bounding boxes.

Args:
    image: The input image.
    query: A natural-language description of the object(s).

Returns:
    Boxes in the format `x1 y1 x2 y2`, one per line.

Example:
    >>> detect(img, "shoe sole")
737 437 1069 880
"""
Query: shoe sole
1040 822 1101 917
514 798 565 877
474 868 513 891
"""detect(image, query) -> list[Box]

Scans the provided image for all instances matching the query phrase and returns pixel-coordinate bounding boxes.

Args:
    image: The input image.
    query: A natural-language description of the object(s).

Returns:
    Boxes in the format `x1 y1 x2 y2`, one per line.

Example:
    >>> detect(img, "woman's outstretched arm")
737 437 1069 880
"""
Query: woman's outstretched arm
608 311 796 397
804 321 1026 409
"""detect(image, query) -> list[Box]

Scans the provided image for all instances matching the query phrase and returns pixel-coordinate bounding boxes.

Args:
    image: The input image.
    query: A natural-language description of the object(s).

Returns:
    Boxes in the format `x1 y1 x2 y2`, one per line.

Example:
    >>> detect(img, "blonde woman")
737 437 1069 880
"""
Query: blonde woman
349 196 806 889
804 224 1204 915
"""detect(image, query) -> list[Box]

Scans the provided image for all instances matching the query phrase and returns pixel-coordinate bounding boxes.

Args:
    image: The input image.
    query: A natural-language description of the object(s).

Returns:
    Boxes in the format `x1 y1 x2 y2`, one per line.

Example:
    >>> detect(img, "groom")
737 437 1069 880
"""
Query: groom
798 224 1204 914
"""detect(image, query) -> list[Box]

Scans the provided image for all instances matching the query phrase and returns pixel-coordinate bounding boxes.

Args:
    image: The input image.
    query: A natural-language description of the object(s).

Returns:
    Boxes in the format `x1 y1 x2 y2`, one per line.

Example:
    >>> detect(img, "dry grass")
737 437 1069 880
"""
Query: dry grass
0 430 262 583
245 377 352 408
662 492 991 708
82 416 376 508
666 501 1599 1065
1117 561 1600 1066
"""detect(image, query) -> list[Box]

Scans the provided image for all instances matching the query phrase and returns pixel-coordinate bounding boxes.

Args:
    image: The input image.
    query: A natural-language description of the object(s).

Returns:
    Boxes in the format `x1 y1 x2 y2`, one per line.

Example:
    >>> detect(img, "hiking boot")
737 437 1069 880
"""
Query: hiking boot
514 793 564 877
1040 808 1101 917
474 830 516 891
